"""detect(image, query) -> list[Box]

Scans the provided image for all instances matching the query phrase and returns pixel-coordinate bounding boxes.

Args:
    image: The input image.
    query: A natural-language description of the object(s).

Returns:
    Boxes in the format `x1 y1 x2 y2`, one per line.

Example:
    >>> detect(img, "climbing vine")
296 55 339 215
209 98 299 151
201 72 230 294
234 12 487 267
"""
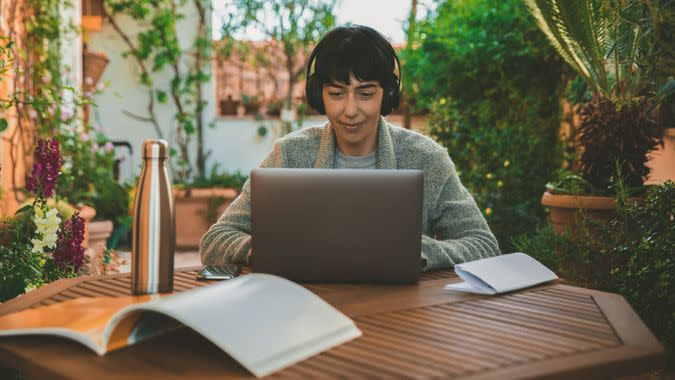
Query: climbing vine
102 0 213 181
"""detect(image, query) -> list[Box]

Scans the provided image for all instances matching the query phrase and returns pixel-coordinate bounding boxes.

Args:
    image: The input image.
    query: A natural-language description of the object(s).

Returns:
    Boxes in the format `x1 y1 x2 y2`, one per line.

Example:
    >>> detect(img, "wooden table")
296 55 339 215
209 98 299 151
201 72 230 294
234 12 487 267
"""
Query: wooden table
0 267 664 379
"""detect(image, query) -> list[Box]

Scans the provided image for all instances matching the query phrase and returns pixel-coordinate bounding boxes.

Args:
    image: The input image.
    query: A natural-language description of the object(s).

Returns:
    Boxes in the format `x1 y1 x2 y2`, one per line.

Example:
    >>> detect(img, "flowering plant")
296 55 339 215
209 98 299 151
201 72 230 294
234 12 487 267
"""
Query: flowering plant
0 138 86 302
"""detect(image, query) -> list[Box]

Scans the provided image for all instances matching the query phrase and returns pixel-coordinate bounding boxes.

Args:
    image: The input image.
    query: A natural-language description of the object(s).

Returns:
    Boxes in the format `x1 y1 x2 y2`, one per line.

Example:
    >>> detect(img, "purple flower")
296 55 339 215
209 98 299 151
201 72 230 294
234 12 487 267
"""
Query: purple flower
53 212 85 271
104 142 114 152
26 139 62 198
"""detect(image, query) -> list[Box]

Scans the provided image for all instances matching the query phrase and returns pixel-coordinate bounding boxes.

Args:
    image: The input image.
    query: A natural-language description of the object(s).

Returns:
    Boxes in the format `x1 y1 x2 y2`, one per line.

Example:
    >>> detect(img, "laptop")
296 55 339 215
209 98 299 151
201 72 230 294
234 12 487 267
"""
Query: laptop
250 168 423 283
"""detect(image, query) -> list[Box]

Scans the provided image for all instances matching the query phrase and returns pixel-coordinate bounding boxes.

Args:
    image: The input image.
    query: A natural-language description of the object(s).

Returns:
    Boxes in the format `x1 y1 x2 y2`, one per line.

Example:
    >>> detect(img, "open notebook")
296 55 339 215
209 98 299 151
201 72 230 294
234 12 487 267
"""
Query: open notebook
445 252 558 295
0 273 362 378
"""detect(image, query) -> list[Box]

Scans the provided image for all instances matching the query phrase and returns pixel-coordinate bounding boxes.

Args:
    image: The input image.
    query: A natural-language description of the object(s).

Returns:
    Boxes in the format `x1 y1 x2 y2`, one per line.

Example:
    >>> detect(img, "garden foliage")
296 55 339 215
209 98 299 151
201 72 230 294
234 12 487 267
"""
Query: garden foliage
515 180 675 362
401 0 566 251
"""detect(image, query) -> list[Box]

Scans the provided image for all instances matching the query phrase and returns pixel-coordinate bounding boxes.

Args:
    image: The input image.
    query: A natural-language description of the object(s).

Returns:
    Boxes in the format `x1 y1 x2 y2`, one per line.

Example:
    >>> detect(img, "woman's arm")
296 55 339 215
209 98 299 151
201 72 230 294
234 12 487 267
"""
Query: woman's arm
420 150 501 270
199 142 284 265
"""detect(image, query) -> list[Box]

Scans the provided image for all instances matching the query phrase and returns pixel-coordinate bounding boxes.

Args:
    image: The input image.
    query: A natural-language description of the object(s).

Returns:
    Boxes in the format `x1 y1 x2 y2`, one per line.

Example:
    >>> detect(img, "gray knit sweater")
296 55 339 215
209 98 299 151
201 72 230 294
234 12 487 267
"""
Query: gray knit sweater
200 117 500 271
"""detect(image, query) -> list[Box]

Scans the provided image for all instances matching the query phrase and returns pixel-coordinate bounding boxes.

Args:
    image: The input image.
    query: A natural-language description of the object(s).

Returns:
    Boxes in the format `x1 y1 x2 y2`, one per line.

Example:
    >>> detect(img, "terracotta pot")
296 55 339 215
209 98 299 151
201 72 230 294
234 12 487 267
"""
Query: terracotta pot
646 128 675 185
87 219 114 252
78 205 96 248
85 220 114 274
173 187 238 249
244 102 261 115
219 99 239 116
540 192 616 235
83 50 109 91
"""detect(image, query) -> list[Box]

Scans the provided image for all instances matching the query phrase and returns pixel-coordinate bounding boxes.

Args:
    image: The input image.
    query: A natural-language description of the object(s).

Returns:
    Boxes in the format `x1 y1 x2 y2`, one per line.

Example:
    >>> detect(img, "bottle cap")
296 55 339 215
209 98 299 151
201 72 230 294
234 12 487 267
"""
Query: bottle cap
142 139 169 159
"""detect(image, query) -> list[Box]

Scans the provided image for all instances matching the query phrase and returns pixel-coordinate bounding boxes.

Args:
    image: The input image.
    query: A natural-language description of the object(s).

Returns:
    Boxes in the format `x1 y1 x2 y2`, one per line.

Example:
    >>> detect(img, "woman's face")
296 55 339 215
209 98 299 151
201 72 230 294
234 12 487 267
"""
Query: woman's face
322 73 383 156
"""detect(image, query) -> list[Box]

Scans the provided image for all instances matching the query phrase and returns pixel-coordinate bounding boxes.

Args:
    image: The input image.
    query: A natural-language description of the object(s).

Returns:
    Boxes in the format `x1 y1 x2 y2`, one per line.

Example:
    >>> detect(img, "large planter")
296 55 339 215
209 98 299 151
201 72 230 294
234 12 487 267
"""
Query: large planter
541 191 616 235
646 128 675 184
84 220 114 275
173 187 238 249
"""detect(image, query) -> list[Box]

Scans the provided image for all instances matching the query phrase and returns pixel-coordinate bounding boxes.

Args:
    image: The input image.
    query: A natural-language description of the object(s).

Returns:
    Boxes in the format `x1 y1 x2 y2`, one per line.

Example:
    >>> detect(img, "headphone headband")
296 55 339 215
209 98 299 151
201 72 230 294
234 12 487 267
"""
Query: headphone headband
307 49 401 88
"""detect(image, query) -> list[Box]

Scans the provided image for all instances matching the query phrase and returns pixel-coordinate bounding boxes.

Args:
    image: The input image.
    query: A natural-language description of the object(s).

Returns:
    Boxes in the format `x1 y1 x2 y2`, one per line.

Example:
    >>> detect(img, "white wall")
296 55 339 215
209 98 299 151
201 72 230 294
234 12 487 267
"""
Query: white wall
61 1 82 93
205 116 327 174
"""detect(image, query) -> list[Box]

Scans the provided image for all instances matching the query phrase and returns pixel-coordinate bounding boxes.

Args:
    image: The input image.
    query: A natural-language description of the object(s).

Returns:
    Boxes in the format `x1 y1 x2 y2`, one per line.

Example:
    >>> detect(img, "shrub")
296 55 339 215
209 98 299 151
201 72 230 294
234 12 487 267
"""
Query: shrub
515 181 675 363
401 0 566 251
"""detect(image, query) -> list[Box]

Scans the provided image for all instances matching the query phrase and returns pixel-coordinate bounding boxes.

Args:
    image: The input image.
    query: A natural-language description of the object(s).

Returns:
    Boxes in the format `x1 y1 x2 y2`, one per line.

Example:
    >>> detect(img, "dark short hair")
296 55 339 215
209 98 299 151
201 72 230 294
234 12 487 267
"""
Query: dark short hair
305 25 402 115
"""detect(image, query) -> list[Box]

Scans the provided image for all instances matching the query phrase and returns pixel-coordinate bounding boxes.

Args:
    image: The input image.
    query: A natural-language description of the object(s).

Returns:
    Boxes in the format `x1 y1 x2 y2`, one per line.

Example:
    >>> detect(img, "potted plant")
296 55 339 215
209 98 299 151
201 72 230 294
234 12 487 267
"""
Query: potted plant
172 166 247 248
526 0 675 233
242 94 261 115
265 98 283 117
219 95 240 116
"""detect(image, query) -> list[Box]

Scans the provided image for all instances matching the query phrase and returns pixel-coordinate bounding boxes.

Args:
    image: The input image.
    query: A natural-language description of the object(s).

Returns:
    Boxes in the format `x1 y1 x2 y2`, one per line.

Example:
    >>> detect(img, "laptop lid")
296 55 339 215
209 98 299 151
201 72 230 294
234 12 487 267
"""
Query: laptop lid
251 168 423 283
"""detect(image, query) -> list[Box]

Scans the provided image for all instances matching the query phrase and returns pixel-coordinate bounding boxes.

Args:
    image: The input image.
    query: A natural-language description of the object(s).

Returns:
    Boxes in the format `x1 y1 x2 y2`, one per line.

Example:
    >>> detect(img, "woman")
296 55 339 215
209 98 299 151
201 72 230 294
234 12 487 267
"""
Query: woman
200 25 500 270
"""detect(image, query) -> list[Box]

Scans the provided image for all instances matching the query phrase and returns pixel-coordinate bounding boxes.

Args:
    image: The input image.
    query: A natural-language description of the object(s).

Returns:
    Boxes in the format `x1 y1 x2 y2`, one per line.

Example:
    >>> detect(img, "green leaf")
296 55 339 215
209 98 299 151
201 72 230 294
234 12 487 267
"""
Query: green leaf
14 204 32 215
156 90 168 104
0 118 7 132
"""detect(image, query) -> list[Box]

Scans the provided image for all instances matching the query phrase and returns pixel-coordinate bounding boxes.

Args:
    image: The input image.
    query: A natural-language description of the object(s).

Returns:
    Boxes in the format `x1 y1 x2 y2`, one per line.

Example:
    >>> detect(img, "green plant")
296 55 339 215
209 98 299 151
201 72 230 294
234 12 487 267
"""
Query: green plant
514 180 675 364
1 139 85 302
545 169 603 195
401 0 566 251
526 0 675 193
175 164 248 193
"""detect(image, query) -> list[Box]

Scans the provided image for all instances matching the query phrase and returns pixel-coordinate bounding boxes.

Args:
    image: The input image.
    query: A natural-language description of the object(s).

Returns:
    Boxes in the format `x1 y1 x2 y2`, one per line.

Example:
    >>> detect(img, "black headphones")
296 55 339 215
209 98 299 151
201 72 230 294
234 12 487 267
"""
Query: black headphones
305 33 402 116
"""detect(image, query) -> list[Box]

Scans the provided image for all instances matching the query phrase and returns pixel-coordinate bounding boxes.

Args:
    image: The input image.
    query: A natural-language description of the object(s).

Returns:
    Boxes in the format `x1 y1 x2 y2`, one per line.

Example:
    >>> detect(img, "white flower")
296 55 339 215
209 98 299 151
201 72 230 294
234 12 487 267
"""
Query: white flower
31 238 46 254
31 206 61 253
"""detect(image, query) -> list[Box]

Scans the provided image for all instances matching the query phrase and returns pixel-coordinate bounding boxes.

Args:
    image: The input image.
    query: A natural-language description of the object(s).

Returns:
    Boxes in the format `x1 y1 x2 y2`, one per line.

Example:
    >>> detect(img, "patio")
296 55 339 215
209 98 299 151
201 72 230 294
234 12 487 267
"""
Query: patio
1 0 673 378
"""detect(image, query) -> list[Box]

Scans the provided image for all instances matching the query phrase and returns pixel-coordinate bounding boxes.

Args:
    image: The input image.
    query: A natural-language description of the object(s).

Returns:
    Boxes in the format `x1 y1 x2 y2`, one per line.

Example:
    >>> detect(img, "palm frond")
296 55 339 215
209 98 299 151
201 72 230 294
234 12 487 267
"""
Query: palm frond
557 0 609 91
525 0 592 83
531 0 652 95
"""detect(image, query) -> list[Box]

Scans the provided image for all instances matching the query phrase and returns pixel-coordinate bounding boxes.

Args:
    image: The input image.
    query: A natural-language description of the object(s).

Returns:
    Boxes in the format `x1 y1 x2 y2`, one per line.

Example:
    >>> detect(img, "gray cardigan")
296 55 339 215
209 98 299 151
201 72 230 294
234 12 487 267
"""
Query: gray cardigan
200 117 500 270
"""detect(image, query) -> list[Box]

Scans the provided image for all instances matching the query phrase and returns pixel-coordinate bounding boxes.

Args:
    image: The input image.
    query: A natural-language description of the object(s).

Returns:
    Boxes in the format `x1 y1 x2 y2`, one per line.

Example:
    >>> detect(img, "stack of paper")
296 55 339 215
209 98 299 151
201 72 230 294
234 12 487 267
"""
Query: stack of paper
445 252 557 295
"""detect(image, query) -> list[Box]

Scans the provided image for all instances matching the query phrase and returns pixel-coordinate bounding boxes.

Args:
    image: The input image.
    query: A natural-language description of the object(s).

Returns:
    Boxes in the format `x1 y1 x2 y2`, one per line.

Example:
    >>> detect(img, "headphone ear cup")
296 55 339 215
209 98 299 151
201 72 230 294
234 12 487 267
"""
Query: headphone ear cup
380 75 400 116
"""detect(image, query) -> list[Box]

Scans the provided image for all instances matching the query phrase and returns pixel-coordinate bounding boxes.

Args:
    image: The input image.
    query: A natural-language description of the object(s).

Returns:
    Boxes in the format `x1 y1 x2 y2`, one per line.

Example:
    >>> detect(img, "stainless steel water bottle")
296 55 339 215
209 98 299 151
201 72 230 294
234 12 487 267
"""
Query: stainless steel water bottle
131 139 175 294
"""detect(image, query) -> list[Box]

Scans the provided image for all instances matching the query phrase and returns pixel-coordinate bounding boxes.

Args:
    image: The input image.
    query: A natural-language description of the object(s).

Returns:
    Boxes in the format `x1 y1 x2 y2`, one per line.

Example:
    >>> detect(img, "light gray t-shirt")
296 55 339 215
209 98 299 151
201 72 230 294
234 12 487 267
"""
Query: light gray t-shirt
334 148 377 169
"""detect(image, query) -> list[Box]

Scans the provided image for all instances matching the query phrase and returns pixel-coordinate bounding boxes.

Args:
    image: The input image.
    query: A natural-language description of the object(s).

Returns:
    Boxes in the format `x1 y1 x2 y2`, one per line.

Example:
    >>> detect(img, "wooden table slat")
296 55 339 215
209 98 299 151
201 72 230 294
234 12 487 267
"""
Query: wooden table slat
356 320 509 370
511 289 599 309
359 321 522 372
422 307 602 352
396 307 574 357
365 312 549 361
480 298 615 333
502 292 606 321
450 302 620 346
